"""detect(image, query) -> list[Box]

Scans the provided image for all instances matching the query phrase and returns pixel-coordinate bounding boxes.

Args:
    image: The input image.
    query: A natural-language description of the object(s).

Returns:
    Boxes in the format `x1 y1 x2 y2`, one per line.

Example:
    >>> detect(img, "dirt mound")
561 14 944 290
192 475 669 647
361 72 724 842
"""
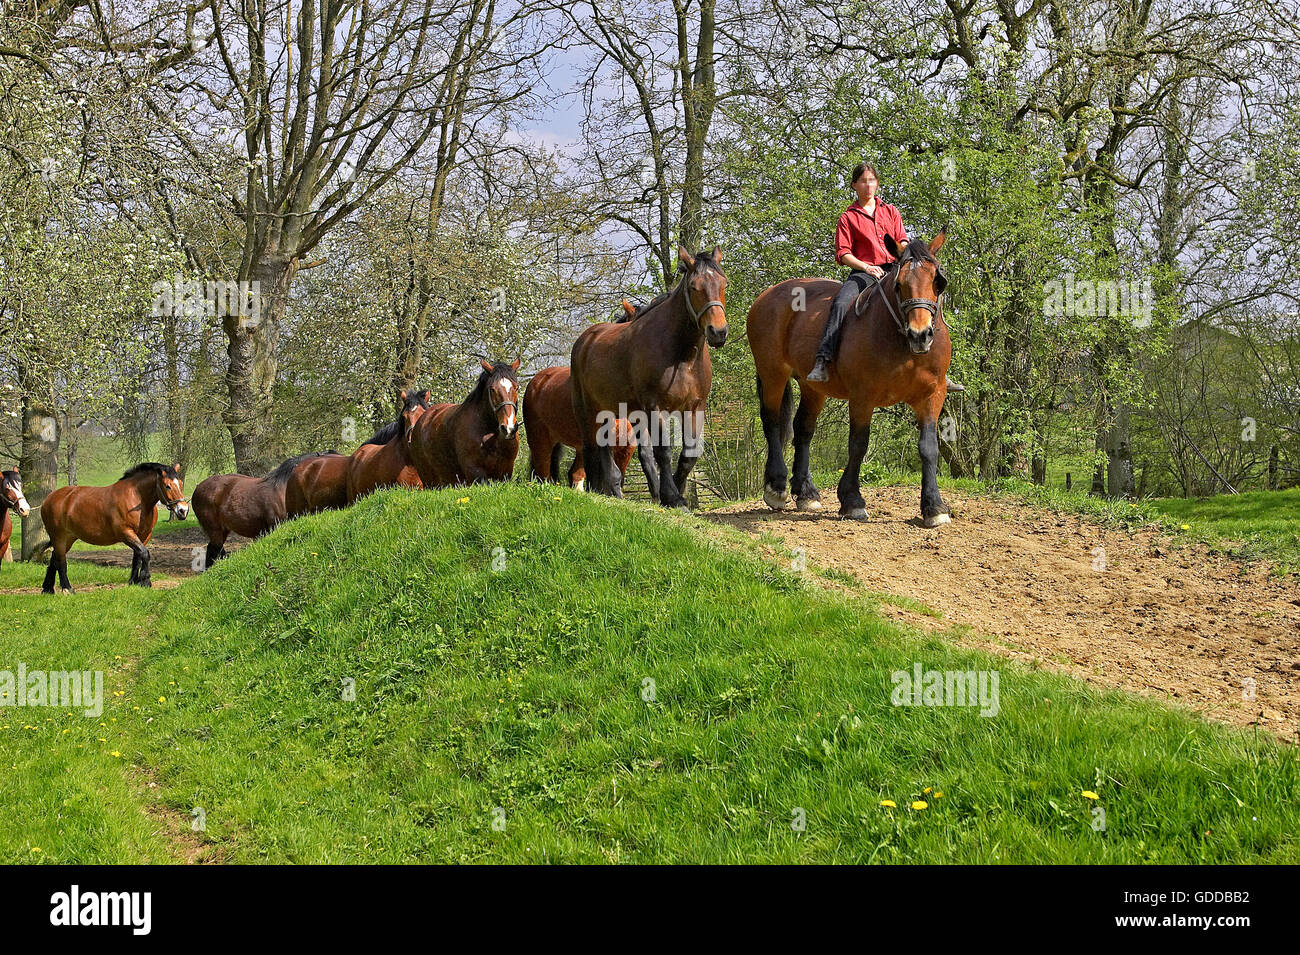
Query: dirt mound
708 487 1300 738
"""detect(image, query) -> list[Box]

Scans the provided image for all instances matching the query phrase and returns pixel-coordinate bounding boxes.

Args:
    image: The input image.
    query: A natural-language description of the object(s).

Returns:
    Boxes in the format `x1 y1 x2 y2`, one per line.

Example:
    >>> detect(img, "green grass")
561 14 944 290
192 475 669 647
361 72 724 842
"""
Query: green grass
3 482 1297 863
1151 488 1300 574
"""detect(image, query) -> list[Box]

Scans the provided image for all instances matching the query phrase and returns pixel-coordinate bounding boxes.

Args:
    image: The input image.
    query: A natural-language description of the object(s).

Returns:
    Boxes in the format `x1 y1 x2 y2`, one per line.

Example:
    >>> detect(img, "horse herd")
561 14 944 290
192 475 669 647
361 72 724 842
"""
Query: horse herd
8 237 954 594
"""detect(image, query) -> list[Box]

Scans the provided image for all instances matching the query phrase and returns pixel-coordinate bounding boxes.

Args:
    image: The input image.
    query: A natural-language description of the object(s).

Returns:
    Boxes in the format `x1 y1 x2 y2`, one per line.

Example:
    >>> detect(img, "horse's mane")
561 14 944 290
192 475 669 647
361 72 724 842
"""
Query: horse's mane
362 390 431 446
121 462 177 480
897 237 937 266
265 452 319 489
467 362 518 403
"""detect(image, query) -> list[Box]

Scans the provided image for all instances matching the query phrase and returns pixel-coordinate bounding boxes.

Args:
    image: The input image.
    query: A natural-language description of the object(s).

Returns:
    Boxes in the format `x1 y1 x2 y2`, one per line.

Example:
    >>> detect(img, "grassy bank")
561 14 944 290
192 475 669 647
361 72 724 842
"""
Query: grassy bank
3 483 1296 863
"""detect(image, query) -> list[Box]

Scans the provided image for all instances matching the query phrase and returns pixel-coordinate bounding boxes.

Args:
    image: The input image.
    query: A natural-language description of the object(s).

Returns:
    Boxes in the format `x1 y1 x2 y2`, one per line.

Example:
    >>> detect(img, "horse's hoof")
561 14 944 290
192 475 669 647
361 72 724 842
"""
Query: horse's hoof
573 479 584 492
923 512 952 528
42 588 54 595
841 507 869 522
796 497 823 512
763 484 791 510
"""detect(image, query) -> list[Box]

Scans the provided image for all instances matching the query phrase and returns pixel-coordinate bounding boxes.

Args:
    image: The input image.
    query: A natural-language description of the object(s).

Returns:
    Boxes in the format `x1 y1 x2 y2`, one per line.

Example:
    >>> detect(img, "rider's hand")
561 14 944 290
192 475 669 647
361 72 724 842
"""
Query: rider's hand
865 265 884 278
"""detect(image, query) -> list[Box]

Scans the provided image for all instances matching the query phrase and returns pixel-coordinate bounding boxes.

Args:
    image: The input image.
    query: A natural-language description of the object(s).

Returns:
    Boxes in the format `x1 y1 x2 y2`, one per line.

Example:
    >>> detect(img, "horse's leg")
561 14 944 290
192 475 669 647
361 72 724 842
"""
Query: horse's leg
203 528 227 570
790 389 828 511
757 372 795 510
837 405 875 521
42 546 59 594
915 391 952 527
636 414 662 503
123 530 151 587
566 452 585 491
129 550 141 584
653 427 687 510
56 546 74 593
672 407 705 497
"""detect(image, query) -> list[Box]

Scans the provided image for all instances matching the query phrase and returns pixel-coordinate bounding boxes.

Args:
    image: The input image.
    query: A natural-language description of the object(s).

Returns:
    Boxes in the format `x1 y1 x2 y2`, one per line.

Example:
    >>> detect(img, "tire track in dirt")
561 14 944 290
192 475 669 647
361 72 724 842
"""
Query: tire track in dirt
708 487 1300 739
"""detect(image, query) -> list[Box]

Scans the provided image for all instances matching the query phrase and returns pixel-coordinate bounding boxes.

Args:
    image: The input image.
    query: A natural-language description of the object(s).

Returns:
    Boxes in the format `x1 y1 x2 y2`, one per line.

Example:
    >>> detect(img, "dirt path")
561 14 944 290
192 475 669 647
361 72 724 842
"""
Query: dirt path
708 487 1300 738
0 527 246 595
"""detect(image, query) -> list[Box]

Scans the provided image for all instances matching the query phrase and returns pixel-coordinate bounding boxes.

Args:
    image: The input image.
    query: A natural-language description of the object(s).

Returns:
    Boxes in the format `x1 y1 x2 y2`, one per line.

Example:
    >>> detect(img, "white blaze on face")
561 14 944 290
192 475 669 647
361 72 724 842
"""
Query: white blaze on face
498 381 517 433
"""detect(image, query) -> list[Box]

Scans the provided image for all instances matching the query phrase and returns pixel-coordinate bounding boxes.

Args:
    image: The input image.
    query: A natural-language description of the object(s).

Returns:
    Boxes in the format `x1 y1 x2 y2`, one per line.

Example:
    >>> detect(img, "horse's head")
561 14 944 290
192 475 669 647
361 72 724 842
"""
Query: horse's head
399 388 432 446
2 469 29 517
158 464 188 520
884 232 947 354
479 359 521 440
678 246 729 348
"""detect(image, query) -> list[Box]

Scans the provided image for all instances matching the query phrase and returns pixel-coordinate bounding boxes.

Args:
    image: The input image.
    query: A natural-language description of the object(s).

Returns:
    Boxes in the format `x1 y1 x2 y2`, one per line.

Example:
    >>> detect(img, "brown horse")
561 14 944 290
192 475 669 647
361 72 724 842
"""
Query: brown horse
193 452 324 569
747 232 952 526
408 360 520 486
2 469 31 566
523 365 633 489
570 247 728 508
346 389 433 503
284 451 349 518
38 463 189 592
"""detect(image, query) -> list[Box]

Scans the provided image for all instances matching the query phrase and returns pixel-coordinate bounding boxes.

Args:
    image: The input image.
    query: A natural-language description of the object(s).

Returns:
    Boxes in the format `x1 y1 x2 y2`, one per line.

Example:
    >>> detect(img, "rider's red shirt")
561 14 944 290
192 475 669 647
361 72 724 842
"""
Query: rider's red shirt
834 199 907 267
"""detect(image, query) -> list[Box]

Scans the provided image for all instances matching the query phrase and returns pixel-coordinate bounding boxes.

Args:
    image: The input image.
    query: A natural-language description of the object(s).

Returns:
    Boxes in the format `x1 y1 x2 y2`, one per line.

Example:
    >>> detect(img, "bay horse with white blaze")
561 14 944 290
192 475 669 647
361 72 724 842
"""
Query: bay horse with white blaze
2 469 31 566
38 463 189 592
747 232 952 526
407 361 520 486
570 247 728 508
193 452 326 569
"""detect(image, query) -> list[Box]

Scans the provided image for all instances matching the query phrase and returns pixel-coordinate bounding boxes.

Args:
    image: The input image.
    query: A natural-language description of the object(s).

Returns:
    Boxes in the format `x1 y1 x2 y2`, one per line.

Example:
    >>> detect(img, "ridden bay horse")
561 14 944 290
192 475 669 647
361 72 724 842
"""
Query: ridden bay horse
570 247 728 508
346 389 433 503
523 365 633 489
407 361 520 486
193 452 325 569
747 232 952 526
38 463 189 592
284 451 349 518
2 469 31 566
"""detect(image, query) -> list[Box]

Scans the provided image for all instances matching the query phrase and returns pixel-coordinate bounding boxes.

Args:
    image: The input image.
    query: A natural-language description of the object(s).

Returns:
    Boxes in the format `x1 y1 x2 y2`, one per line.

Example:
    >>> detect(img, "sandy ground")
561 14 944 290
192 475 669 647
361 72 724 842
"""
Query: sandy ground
708 487 1300 739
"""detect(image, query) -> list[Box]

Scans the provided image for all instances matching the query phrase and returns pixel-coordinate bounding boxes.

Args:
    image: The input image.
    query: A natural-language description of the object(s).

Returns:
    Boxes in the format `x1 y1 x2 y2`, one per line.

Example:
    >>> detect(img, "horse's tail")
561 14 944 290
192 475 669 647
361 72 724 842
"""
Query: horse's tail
756 373 795 448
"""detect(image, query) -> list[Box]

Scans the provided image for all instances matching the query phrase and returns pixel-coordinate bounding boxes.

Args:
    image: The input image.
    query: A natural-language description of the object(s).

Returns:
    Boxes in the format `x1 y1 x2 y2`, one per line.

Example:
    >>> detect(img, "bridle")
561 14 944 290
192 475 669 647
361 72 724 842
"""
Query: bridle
681 273 725 328
856 254 944 335
2 473 22 511
487 375 519 423
156 471 187 514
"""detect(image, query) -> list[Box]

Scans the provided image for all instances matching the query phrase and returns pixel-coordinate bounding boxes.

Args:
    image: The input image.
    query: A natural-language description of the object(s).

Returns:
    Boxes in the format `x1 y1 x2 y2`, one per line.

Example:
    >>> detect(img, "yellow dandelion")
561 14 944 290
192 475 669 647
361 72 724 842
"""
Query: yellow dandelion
30 847 40 853
923 787 932 794
157 696 166 703
911 801 928 811
935 792 944 798
457 496 470 504
1081 790 1100 800
879 800 897 808
1180 524 1190 531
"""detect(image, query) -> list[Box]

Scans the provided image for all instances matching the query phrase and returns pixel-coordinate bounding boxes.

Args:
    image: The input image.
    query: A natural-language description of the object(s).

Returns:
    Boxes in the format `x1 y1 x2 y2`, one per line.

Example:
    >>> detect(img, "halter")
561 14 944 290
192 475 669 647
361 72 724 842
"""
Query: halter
155 471 187 513
3 473 22 510
681 276 725 327
487 376 518 418
855 255 942 335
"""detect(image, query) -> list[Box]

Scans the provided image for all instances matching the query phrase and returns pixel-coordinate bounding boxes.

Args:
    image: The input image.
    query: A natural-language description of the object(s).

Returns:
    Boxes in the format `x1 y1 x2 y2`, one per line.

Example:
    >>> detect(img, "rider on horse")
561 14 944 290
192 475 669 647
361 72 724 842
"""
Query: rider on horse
807 161 901 383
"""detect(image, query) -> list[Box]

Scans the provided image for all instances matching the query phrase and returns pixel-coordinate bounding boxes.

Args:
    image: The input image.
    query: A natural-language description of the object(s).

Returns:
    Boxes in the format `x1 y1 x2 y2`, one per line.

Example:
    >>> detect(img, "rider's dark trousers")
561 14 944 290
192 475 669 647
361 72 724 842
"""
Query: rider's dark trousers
815 270 877 365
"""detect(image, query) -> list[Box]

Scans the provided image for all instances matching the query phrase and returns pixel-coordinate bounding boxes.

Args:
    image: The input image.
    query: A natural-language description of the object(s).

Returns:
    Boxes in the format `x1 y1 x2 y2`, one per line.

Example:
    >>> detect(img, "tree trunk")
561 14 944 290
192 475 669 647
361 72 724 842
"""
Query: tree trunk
225 253 296 475
1105 400 1134 497
19 393 58 561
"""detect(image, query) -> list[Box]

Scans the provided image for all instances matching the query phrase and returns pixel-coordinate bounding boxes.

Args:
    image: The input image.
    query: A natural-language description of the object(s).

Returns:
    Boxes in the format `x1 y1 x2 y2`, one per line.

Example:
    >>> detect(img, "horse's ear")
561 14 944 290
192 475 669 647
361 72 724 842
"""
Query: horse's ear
710 246 722 265
399 389 408 402
930 230 947 255
678 246 695 270
511 358 521 371
480 359 493 373
621 298 635 316
884 234 903 259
